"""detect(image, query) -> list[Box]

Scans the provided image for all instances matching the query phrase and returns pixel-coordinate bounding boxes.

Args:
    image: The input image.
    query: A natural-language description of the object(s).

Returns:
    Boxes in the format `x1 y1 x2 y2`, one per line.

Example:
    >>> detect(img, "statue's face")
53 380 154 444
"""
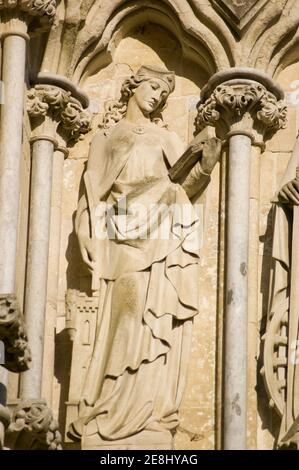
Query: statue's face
132 78 170 115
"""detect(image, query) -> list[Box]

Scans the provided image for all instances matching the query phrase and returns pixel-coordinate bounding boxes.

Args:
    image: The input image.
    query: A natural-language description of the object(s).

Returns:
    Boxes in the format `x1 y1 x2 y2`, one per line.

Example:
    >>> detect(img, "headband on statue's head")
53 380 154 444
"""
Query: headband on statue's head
135 65 175 93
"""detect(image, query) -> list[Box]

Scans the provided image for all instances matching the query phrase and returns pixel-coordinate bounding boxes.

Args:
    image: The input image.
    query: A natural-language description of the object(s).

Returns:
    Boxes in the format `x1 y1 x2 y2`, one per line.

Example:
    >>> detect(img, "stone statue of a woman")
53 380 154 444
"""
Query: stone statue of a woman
264 135 299 448
69 65 220 449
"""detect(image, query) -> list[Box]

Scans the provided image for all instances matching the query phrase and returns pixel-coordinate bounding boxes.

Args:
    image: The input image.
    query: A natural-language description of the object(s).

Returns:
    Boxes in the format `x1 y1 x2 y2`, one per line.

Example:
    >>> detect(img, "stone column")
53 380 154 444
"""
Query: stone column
30 74 89 404
42 145 68 404
196 68 287 449
0 23 27 293
0 1 56 448
2 82 90 449
0 0 56 295
21 137 56 399
6 82 90 449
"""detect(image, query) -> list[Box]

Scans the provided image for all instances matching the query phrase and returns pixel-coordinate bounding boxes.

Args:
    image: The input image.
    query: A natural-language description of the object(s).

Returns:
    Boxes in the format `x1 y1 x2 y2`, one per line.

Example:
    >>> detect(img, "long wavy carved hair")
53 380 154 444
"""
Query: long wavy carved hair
101 74 169 129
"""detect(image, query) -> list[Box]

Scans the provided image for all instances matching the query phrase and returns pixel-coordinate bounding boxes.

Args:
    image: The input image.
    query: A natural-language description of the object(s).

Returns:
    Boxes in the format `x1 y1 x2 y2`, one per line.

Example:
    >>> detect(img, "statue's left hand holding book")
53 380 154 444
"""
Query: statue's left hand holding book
169 126 222 198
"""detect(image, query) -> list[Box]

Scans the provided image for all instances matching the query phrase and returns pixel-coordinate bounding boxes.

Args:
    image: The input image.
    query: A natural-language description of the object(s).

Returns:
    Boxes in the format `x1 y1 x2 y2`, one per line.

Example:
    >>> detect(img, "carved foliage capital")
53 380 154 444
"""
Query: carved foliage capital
8 399 62 450
0 0 56 35
0 294 31 372
27 85 91 143
195 83 287 138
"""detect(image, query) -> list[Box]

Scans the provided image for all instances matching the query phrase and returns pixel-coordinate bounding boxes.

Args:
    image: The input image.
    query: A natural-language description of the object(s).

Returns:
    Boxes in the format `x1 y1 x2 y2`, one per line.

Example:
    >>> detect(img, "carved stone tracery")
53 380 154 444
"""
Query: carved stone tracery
0 294 31 373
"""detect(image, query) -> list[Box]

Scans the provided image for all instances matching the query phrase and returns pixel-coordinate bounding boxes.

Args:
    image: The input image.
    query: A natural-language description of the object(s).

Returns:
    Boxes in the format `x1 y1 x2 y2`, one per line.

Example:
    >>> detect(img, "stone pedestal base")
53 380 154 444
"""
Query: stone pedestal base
81 421 173 450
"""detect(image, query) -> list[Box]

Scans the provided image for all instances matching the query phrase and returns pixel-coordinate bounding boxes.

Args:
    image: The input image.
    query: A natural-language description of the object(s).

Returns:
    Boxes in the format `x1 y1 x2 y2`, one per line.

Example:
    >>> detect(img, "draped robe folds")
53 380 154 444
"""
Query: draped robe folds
268 135 299 445
70 120 204 445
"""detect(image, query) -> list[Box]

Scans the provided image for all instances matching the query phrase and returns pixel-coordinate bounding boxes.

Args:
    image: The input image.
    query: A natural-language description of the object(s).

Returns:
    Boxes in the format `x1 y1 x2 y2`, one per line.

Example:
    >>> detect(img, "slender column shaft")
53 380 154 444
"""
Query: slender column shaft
42 149 65 403
223 134 251 450
215 147 227 449
20 139 54 399
0 32 27 448
247 146 261 448
47 149 65 311
0 35 26 293
21 80 89 404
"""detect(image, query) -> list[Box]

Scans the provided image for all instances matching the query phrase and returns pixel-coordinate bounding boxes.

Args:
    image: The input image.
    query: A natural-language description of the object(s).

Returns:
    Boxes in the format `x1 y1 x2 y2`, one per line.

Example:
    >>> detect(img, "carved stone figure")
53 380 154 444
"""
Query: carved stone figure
0 294 31 373
7 399 62 450
263 135 299 448
68 65 220 449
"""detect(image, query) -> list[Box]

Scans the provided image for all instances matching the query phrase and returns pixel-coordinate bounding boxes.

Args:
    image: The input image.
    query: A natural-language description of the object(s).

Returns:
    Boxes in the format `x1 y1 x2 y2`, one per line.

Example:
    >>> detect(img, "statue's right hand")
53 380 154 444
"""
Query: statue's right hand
278 179 299 205
76 209 97 270
78 237 97 271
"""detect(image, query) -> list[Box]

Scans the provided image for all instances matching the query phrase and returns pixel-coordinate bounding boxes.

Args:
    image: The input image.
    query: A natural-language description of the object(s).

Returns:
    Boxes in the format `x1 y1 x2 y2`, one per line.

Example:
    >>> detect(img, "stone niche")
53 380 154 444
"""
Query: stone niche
54 22 220 450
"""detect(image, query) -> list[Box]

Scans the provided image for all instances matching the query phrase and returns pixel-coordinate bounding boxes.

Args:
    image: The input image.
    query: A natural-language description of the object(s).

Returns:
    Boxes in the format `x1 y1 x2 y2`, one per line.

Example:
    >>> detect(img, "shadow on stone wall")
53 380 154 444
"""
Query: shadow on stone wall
65 161 93 296
54 328 73 439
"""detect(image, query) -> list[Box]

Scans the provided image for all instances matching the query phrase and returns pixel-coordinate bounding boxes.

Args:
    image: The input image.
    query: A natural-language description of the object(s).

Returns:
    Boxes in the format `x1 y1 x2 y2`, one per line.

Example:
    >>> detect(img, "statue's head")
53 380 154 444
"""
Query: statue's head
122 65 175 117
102 65 175 129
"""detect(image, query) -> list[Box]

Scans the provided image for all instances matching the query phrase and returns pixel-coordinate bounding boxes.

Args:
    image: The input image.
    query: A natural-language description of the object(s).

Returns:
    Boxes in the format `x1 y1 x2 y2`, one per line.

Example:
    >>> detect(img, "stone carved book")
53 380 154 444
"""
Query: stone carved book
168 126 217 183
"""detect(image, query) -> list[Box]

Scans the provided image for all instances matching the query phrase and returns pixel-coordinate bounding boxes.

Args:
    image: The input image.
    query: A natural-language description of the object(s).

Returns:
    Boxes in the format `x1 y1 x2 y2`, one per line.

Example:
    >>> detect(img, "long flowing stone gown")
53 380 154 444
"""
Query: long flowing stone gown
69 118 205 448
266 135 299 445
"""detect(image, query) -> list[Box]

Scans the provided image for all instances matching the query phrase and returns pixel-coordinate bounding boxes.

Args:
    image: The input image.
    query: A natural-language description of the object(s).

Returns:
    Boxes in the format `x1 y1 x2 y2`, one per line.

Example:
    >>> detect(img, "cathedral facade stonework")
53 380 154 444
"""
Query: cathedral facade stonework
0 0 299 450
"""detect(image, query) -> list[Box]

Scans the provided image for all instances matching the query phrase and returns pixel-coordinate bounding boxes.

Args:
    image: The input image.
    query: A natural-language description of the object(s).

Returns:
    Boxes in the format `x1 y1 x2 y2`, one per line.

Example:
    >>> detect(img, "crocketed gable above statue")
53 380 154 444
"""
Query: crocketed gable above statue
211 0 269 34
